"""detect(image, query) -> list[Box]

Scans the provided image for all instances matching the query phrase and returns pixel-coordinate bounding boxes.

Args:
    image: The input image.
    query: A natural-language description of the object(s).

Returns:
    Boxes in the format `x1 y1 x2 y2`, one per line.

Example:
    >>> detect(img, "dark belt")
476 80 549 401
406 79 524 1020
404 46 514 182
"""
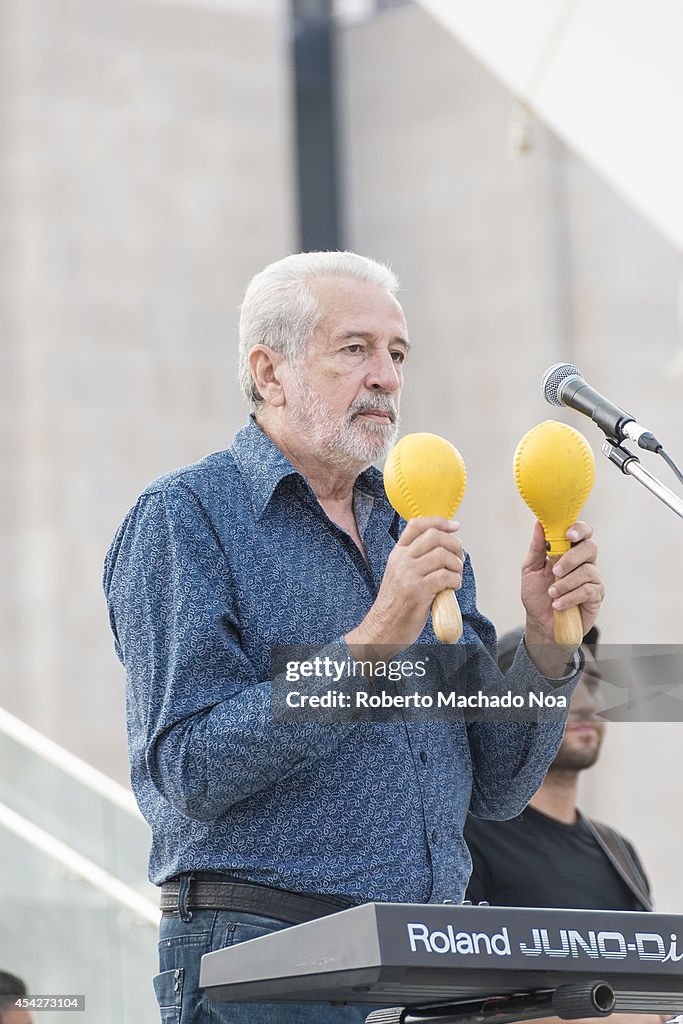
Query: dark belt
160 872 354 925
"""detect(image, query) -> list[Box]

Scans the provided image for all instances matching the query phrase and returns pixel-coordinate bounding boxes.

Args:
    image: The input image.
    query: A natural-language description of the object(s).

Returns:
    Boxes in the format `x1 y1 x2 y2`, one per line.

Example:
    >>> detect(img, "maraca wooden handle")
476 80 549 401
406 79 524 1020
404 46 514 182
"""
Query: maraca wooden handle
550 556 584 647
431 589 463 644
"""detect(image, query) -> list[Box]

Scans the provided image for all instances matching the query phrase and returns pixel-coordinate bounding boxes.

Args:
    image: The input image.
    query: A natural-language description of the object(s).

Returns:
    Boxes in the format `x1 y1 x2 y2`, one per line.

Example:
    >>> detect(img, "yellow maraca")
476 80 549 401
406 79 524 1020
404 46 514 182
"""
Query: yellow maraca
513 420 595 647
384 433 467 643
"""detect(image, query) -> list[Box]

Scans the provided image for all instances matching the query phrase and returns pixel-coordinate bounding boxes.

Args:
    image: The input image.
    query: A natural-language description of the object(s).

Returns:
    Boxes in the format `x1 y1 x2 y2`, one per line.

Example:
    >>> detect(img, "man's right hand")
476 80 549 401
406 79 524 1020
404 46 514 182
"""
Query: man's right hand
345 517 463 659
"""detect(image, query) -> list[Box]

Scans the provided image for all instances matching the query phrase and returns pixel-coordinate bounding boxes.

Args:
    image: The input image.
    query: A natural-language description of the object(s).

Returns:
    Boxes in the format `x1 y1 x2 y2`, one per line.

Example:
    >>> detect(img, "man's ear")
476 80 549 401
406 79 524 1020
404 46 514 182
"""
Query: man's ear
249 345 287 408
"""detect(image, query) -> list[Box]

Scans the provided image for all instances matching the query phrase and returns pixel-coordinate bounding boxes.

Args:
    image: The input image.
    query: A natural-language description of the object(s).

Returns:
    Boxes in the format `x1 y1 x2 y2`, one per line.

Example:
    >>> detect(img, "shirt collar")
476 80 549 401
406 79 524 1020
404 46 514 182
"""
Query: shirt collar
230 416 392 520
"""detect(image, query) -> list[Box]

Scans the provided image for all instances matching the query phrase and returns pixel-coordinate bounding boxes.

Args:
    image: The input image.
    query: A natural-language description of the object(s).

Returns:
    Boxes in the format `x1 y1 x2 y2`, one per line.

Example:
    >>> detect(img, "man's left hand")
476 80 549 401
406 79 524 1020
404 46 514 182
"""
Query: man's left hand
522 519 604 647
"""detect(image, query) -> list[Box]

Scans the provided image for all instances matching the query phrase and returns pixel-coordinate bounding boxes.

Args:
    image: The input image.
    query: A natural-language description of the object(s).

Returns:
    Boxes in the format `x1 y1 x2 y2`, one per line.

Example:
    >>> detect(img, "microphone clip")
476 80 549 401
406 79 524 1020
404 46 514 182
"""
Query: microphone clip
600 440 683 520
601 439 640 474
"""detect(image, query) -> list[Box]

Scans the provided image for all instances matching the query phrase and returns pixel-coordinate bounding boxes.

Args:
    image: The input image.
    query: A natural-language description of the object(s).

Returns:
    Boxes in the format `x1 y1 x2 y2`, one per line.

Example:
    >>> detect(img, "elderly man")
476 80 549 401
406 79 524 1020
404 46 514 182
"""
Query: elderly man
103 251 604 1024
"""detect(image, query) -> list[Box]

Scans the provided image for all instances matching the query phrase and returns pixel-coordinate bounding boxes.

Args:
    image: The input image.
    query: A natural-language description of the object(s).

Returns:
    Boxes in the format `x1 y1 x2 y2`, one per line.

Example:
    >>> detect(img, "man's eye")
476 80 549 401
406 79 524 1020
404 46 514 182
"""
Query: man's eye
345 344 363 354
391 350 406 363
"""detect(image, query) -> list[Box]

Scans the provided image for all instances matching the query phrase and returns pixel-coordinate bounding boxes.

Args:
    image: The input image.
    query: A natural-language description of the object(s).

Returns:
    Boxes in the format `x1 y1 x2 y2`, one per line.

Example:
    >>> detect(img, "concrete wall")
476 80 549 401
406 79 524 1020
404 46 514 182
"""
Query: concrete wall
340 4 683 907
0 0 295 778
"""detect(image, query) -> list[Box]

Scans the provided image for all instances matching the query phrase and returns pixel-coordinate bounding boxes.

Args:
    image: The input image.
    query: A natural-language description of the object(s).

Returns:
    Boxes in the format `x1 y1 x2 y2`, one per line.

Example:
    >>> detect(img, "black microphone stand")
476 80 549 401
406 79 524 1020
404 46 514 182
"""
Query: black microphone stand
600 440 683 519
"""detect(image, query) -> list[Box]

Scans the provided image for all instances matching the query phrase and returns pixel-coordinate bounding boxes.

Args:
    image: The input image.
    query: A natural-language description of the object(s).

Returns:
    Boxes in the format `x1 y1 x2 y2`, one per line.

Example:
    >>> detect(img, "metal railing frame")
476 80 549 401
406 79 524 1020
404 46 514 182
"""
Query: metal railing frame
0 706 159 924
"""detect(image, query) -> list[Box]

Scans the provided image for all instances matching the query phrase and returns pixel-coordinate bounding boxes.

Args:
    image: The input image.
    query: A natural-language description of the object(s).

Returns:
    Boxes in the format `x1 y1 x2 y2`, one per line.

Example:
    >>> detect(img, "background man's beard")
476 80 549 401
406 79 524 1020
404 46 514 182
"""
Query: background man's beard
550 740 602 773
289 378 399 465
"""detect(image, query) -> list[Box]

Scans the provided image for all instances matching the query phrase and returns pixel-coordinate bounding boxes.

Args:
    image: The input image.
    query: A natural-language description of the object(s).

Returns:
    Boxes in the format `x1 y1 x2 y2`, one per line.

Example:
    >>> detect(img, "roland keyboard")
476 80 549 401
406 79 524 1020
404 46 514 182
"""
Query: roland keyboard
199 902 683 1013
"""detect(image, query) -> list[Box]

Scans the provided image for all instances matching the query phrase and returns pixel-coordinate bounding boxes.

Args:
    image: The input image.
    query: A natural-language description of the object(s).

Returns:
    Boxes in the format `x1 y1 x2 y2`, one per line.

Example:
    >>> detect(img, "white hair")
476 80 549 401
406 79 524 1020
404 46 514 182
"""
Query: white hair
238 250 400 411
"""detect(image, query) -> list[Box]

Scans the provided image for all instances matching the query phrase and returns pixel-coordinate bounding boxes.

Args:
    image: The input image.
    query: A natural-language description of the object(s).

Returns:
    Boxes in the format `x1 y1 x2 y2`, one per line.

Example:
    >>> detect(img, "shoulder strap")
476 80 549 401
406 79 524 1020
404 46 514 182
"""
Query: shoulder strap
583 814 653 911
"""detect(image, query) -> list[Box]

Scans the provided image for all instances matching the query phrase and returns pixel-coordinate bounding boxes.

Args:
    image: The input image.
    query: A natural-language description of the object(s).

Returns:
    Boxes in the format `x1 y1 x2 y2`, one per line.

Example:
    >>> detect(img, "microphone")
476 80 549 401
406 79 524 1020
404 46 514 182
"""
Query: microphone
541 363 662 452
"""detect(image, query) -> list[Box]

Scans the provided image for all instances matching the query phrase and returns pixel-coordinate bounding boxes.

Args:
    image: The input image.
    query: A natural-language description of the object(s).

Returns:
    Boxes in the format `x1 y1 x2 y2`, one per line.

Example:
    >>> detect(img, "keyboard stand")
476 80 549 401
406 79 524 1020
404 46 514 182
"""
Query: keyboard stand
365 980 617 1024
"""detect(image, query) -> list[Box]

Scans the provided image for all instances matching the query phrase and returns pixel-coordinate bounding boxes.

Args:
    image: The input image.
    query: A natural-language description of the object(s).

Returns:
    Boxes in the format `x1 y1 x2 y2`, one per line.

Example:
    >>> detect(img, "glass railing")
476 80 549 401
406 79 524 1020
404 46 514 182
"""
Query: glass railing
0 708 159 1022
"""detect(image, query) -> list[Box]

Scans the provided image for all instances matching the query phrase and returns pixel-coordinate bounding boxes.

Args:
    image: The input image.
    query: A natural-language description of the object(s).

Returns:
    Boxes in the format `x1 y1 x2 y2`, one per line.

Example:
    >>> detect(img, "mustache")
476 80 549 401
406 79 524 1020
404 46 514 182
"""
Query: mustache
349 396 398 424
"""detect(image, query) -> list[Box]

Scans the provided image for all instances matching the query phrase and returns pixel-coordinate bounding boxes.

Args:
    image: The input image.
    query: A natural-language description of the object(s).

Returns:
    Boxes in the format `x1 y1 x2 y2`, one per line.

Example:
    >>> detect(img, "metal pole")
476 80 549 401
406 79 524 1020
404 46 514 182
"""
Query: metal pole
290 0 343 250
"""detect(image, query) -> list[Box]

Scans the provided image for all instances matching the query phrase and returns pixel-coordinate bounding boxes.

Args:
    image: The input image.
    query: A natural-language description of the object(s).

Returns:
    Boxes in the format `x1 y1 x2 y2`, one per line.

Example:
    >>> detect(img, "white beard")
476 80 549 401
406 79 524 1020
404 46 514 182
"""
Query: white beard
288 373 400 467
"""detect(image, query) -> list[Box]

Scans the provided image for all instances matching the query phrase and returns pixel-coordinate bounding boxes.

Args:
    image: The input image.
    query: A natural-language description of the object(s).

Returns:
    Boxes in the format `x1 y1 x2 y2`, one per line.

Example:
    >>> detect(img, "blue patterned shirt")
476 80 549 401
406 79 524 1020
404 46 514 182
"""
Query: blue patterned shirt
103 417 580 903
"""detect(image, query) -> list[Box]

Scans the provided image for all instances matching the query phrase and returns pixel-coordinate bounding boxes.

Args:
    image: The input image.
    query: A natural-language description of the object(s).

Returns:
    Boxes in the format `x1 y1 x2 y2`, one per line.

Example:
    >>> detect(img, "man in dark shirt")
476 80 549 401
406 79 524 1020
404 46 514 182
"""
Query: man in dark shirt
465 627 662 1024
466 626 651 912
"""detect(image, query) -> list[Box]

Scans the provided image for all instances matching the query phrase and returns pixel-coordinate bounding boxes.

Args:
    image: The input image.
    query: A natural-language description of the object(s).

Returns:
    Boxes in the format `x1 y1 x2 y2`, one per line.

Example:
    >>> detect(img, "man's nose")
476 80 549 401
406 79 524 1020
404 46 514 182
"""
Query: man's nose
571 679 605 717
366 349 401 393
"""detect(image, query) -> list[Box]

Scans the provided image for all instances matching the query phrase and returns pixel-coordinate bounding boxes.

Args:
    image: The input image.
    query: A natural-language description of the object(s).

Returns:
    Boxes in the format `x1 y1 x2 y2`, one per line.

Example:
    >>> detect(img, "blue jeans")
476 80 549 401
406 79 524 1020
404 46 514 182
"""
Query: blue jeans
155 908 375 1023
